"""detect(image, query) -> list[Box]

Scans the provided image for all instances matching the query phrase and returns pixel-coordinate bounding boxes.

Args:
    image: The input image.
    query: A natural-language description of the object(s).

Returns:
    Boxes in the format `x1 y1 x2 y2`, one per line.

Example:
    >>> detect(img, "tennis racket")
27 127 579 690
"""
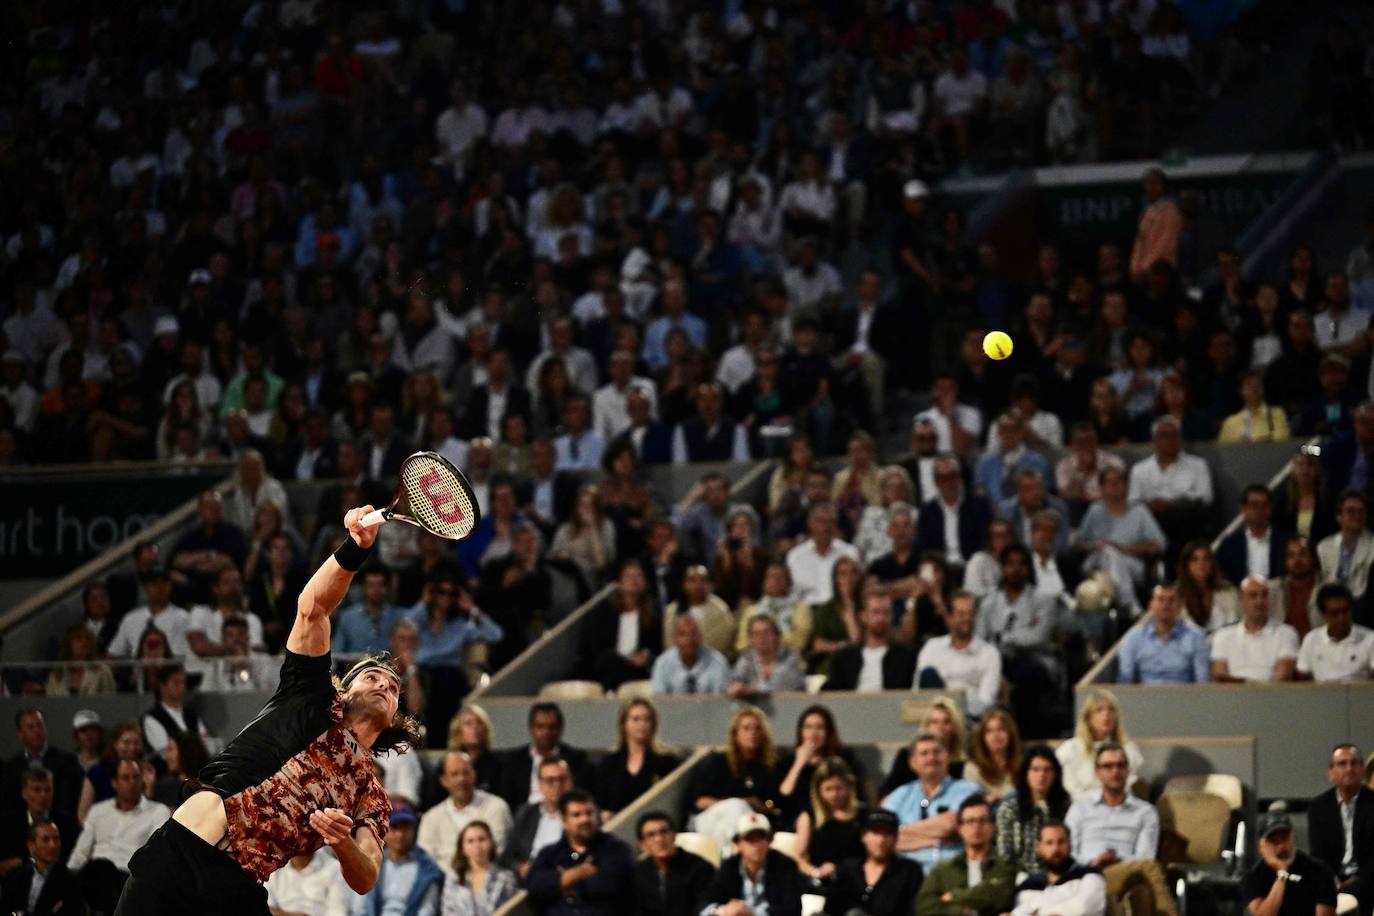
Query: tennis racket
360 451 481 541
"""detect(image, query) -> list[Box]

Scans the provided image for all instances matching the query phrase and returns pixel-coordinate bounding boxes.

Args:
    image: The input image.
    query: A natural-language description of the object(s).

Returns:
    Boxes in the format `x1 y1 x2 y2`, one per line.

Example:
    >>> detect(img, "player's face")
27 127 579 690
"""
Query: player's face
347 668 401 723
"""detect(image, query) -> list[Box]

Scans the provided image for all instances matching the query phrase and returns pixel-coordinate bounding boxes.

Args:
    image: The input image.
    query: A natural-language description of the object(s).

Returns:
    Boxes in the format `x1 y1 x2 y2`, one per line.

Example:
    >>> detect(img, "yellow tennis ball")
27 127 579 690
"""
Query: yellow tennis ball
983 330 1013 361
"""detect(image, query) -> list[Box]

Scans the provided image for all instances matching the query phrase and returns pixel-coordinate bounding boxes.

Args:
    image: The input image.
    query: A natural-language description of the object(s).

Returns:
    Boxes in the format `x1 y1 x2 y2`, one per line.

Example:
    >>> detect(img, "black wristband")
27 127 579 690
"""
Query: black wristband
333 536 373 572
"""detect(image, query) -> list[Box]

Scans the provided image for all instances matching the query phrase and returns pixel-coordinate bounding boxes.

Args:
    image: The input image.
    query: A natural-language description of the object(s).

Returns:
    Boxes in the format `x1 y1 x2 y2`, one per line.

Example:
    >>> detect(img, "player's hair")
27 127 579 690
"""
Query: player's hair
336 653 422 756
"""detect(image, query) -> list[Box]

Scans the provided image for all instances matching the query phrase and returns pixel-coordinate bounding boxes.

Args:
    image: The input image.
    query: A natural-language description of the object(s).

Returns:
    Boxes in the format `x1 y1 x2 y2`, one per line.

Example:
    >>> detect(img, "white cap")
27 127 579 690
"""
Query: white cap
187 268 213 286
153 315 180 337
903 179 930 200
734 812 772 840
72 709 102 731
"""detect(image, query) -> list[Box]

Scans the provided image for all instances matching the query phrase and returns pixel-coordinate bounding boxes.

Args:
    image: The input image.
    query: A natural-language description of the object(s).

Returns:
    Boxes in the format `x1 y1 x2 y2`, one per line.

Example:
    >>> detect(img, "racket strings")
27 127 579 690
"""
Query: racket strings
400 458 475 538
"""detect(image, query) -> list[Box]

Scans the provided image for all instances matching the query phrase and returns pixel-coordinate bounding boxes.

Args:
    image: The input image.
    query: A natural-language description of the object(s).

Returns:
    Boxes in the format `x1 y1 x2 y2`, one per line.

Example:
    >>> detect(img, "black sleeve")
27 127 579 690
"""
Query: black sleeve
1239 864 1271 905
1307 797 1340 872
1309 859 1338 907
276 650 335 696
701 860 737 907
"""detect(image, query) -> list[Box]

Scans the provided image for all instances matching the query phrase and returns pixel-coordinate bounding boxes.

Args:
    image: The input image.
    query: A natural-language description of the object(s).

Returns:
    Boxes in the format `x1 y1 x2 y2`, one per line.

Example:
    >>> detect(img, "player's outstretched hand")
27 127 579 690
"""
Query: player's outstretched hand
310 807 355 846
344 506 379 550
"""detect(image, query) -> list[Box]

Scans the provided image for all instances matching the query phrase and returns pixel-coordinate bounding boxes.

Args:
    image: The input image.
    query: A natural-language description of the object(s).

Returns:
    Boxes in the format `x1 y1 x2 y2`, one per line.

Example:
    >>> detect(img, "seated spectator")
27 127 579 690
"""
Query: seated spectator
700 813 805 916
964 708 1023 803
823 588 917 692
852 470 915 564
865 502 921 596
553 394 605 472
1218 371 1291 443
917 455 993 571
974 412 1052 505
997 746 1073 875
1211 575 1300 682
0 768 80 875
1321 402 1374 494
776 706 865 823
149 730 207 810
1075 465 1167 616
964 519 1017 600
916 375 983 456
1274 450 1337 549
245 532 308 652
898 420 943 508
674 473 731 569
1127 417 1214 564
1177 541 1239 634
599 440 661 560
1117 583 1211 685
1271 537 1323 640
1299 583 1374 681
896 553 954 647
609 388 674 466
1317 490 1374 602
1295 353 1358 439
45 623 116 696
592 699 679 822
770 467 833 553
687 708 781 849
457 479 528 578
832 434 884 538
411 574 503 694
1217 485 1291 586
330 565 405 657
549 484 617 586
977 545 1067 734
1308 743 1374 914
673 381 750 464
1028 510 1081 611
80 579 119 655
141 664 214 759
0 820 84 916
824 808 925 916
583 561 663 690
884 733 980 872
1110 332 1167 424
1065 743 1175 916
999 470 1071 554
662 565 737 657
1057 690 1145 802
168 490 247 603
1055 423 1126 515
652 615 731 696
494 703 588 812
914 795 1016 916
795 756 865 885
418 750 514 871
807 556 864 674
203 617 278 693
222 448 290 533
67 758 170 914
1011 822 1108 916
787 503 861 607
1245 811 1340 916
356 801 444 914
77 721 148 820
916 592 1003 717
185 565 266 680
264 847 346 916
105 564 191 660
501 756 573 881
632 811 716 916
734 561 811 655
476 523 554 668
728 612 806 700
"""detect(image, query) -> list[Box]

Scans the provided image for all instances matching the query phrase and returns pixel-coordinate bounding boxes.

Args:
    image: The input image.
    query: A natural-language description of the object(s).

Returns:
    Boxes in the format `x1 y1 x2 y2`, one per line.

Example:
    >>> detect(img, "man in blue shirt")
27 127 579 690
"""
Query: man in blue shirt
330 567 406 657
651 615 731 695
884 733 980 872
1117 583 1210 684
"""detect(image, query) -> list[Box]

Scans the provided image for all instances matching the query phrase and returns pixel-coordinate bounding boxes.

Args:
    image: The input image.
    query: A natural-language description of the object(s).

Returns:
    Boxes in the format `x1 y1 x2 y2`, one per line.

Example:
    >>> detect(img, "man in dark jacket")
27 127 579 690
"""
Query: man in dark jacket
528 789 636 915
1309 744 1374 915
494 703 589 811
633 811 715 916
0 820 85 916
701 813 803 916
0 768 80 872
825 809 923 915
1 710 83 821
824 589 917 691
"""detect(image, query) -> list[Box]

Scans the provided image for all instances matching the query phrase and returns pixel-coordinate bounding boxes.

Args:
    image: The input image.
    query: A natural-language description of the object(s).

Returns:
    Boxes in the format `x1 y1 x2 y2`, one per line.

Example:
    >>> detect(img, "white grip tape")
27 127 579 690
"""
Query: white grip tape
360 508 387 528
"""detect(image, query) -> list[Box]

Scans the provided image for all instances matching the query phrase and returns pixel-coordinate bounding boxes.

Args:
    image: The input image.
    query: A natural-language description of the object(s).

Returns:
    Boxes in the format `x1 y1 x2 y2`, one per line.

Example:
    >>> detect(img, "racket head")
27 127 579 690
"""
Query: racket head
387 451 481 541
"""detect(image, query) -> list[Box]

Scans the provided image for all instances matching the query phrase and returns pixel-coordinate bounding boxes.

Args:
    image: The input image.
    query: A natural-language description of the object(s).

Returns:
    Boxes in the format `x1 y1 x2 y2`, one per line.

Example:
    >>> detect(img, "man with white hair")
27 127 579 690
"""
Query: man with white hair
1210 576 1299 682
592 349 658 440
1127 416 1213 567
786 502 860 605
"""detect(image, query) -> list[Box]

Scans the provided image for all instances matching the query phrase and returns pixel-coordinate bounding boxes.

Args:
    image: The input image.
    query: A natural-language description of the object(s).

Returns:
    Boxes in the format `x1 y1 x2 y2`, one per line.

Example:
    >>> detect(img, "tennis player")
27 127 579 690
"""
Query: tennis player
115 506 420 914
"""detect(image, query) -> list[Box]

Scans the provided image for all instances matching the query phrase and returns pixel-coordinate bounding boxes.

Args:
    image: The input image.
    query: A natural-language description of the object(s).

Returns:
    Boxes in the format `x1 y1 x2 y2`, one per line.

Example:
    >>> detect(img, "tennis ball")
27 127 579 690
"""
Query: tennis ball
983 330 1013 361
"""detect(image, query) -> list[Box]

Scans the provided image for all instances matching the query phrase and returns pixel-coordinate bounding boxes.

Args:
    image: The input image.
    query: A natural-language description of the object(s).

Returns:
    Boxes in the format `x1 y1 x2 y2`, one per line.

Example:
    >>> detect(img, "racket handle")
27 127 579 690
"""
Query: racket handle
360 508 388 528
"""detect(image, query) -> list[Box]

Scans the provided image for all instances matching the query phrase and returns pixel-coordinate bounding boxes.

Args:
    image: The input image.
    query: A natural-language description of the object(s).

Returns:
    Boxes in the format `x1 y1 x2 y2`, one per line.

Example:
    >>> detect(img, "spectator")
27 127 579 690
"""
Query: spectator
67 758 170 914
964 708 1023 803
1217 485 1291 586
965 519 1018 600
1117 583 1211 684
246 532 308 651
264 848 348 916
76 721 149 821
824 808 925 916
1011 822 1108 916
553 394 605 472
823 587 917 692
494 703 588 812
1273 451 1336 545
594 350 659 442
662 565 737 658
169 491 248 601
1129 168 1183 282
0 820 84 916
1127 417 1214 561
438 821 519 915
643 280 708 373
728 612 806 700
460 349 533 443
734 561 811 656
1242 809 1338 916
501 757 573 881
1211 576 1300 682
2 710 83 822
916 376 983 456
1322 403 1374 495
918 456 994 569
997 746 1073 875
914 795 1017 916
807 556 864 675
1308 744 1374 915
528 789 636 916
1299 583 1374 681
45 624 116 697
632 811 716 916
674 473 732 568
593 699 679 820
977 545 1067 734
794 755 865 885
1218 371 1291 443
222 449 290 533
916 591 1003 717
771 467 834 553
105 564 191 659
1271 538 1324 640
331 566 406 657
688 707 781 849
673 382 751 464
476 523 555 667
356 801 444 915
0 768 80 875
1064 744 1175 916
700 811 804 916
1057 691 1145 802
974 413 1052 505
141 664 214 758
549 484 616 586
1317 490 1374 602
1177 541 1239 634
652 614 731 697
901 420 944 506
832 433 884 531
884 733 981 873
1000 470 1071 554
417 750 514 869
185 566 266 682
583 561 663 691
200 617 278 692
776 706 864 824
1298 354 1359 438
1056 423 1126 511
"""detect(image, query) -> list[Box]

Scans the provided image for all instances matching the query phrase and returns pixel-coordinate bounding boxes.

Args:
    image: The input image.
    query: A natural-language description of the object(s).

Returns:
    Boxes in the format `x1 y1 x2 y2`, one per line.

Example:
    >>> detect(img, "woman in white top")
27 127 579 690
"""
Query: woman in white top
1056 689 1145 801
1177 540 1239 634
963 518 1016 599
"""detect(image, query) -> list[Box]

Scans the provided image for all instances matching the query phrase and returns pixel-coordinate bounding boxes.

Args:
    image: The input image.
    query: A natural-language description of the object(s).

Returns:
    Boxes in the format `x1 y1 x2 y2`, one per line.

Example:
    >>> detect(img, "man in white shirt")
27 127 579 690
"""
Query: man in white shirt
823 589 918 692
418 751 515 865
915 591 1003 716
1298 583 1374 681
716 310 770 394
1317 491 1374 601
185 566 265 681
265 847 347 915
435 79 488 180
932 46 988 160
593 349 659 441
105 565 192 659
67 760 171 913
200 617 280 692
526 317 598 396
1127 416 1214 560
914 374 982 455
1210 576 1299 683
781 237 843 313
1315 273 1369 356
786 503 861 605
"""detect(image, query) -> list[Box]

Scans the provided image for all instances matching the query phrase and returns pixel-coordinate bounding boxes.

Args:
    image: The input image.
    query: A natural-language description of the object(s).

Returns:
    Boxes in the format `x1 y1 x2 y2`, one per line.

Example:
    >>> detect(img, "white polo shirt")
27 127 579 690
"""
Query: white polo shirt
1297 624 1374 681
1209 620 1299 681
914 635 1002 716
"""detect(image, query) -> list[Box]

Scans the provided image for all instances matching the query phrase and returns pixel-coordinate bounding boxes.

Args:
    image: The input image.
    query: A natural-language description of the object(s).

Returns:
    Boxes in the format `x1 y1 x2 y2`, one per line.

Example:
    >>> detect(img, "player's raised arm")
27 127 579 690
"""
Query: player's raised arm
288 506 378 657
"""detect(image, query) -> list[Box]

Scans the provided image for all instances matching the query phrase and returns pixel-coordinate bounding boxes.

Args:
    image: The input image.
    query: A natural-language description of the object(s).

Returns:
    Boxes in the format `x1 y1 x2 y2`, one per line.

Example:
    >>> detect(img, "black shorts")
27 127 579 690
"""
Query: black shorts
113 818 270 916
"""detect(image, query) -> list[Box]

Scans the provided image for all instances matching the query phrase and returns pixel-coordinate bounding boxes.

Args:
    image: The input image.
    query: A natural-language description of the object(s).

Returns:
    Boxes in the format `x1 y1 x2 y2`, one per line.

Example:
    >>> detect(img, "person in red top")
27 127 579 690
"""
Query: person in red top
113 506 419 915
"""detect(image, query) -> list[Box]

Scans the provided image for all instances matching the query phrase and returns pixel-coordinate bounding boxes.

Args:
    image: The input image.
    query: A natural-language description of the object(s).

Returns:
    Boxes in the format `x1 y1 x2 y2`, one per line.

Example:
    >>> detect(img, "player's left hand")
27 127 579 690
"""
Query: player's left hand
344 506 379 550
310 808 355 846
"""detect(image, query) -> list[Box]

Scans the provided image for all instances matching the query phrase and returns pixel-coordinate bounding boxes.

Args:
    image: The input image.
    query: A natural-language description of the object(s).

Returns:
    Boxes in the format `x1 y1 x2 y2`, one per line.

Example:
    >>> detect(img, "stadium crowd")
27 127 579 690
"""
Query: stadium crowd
4 0 1374 914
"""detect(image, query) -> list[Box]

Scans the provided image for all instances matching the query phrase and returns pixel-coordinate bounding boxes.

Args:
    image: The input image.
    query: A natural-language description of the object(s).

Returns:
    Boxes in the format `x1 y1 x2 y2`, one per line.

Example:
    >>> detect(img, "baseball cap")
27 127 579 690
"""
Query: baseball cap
733 812 772 841
1258 810 1293 840
187 268 213 286
862 809 900 833
153 315 180 338
391 801 417 825
72 710 102 731
903 179 930 200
